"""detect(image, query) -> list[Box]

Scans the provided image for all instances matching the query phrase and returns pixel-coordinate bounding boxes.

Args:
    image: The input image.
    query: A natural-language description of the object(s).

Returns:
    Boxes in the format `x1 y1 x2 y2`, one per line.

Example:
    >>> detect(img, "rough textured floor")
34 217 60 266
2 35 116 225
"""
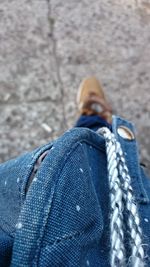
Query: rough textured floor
0 0 150 173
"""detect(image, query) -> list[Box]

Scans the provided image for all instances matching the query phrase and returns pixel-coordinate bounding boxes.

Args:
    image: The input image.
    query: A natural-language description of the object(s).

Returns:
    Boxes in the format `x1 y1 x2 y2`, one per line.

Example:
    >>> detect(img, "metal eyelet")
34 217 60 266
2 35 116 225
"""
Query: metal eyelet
117 126 135 140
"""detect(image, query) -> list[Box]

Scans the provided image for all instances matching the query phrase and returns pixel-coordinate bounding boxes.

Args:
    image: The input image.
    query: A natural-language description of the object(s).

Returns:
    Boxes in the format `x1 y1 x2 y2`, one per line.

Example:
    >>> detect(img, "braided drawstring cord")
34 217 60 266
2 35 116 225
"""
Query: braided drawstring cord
97 127 145 267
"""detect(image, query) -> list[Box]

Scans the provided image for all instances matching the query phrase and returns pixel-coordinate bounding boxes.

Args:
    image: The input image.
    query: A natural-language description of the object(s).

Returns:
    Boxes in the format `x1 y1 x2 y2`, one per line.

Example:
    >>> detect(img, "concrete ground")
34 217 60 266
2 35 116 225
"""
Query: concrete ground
0 0 150 173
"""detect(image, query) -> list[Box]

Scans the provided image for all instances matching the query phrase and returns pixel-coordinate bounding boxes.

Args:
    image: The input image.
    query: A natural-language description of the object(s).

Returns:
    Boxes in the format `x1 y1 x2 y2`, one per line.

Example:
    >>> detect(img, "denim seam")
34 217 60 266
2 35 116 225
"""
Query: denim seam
43 230 82 247
82 144 105 225
112 115 149 203
0 146 54 248
132 147 149 203
33 142 81 266
125 145 149 204
19 143 53 204
0 221 15 238
33 140 104 266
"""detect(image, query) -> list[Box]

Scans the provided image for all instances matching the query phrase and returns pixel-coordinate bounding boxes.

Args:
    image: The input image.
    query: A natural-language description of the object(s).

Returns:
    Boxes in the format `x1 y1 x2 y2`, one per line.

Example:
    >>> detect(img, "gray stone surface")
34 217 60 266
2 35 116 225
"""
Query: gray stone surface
0 0 150 173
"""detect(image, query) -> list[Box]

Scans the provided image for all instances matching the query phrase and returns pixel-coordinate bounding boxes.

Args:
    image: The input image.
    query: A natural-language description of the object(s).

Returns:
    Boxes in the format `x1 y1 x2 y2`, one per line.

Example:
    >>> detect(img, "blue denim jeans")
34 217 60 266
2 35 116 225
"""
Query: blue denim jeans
0 115 150 267
75 115 111 132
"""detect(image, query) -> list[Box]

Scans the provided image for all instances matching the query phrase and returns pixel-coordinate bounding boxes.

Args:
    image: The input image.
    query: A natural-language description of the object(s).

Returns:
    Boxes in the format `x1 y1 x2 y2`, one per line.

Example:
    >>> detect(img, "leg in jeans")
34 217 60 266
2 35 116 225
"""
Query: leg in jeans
75 114 112 132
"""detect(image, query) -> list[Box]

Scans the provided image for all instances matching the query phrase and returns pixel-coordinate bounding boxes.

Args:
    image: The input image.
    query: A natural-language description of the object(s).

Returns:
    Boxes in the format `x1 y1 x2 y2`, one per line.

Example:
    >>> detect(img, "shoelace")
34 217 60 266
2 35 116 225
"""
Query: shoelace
97 127 145 267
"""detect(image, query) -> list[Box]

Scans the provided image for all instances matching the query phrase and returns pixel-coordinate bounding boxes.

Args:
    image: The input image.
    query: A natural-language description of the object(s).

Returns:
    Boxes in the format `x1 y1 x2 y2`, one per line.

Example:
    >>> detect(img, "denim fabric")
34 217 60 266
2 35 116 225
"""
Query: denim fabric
75 114 112 131
0 115 150 266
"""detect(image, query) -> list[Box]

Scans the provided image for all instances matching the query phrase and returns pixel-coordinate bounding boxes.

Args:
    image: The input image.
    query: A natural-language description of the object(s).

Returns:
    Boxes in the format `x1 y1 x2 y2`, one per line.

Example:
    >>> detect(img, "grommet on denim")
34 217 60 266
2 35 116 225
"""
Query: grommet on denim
117 125 135 140
0 116 149 266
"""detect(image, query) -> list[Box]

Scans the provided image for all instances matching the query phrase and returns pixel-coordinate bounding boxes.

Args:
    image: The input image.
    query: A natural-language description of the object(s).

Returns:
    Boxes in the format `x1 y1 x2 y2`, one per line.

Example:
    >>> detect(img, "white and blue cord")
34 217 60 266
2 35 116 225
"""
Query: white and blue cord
97 127 145 267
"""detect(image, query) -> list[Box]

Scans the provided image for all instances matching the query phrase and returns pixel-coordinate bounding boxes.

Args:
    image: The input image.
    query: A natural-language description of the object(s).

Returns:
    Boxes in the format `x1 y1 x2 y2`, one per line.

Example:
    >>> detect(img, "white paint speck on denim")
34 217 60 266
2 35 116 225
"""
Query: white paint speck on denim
16 222 23 229
76 205 81 212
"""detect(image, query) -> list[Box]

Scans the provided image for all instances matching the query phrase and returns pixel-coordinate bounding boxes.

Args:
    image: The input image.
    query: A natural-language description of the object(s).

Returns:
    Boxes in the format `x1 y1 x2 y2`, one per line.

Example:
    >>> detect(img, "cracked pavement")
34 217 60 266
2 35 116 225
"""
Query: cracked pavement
0 0 150 173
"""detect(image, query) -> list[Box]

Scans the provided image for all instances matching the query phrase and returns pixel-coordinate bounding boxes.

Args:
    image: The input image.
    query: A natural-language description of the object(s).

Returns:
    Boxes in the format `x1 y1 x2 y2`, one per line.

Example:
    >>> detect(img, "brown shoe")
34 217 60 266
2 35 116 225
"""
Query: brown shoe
77 77 112 124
